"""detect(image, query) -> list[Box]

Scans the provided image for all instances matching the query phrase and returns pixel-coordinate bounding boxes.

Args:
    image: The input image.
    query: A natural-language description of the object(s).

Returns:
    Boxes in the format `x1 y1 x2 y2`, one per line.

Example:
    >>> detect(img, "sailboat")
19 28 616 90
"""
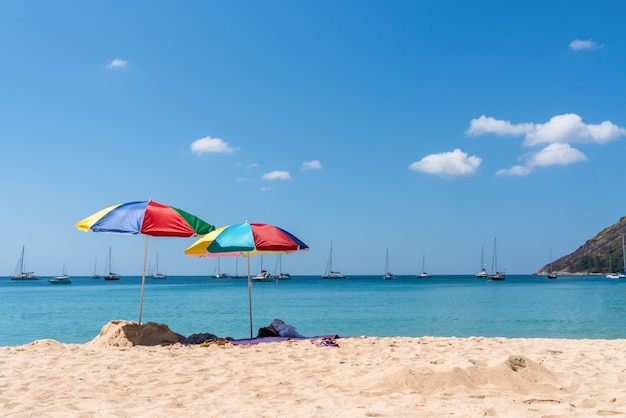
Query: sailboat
476 246 488 278
487 238 505 280
92 259 101 279
321 241 347 279
213 257 228 278
151 252 167 279
104 247 120 280
230 257 246 278
607 235 626 279
606 256 619 279
50 264 71 284
276 254 291 280
547 250 558 279
417 252 430 278
252 255 273 282
383 248 395 280
11 245 38 280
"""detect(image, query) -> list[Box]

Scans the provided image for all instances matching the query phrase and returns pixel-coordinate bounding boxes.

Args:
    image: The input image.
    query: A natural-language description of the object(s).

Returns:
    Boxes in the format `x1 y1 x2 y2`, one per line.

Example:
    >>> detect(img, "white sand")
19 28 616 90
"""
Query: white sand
1 320 625 417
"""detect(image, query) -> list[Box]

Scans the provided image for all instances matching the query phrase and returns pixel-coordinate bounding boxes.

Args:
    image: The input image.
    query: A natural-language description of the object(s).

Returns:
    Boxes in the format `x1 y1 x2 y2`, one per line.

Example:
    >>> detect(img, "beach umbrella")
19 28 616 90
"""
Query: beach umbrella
184 222 309 337
76 200 215 324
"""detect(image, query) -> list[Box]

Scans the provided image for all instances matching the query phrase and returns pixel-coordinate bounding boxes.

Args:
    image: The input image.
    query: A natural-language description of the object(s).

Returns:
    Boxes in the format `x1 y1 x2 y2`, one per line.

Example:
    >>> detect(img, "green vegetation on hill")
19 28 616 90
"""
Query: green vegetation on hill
536 217 626 275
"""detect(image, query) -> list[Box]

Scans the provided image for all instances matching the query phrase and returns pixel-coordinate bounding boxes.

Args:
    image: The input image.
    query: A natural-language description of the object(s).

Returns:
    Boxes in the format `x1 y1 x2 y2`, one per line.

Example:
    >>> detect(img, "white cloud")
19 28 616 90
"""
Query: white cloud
262 171 291 181
468 114 626 146
106 58 127 69
469 113 620 176
190 135 237 155
497 143 587 176
527 143 587 167
409 148 481 178
302 160 322 171
466 115 534 137
569 39 602 51
524 114 625 146
496 165 531 176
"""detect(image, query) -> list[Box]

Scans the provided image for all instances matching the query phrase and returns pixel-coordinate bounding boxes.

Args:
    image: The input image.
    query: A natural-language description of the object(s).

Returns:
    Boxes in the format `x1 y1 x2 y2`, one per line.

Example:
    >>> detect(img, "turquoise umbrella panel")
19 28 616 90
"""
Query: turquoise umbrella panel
211 223 310 253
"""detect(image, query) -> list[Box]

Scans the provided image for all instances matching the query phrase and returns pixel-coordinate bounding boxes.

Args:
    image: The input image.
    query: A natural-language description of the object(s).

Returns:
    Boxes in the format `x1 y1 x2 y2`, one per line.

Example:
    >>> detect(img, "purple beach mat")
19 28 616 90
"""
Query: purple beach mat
228 334 340 345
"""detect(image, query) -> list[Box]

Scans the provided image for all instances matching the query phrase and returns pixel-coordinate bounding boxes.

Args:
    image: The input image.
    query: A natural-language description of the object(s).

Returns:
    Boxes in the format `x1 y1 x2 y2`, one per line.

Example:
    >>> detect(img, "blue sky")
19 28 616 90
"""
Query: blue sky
1 1 625 277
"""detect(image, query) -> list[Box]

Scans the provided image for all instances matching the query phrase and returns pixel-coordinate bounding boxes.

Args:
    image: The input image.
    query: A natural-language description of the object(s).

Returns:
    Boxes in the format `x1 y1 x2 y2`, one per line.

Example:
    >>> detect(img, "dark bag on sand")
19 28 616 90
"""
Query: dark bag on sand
187 333 219 344
257 326 278 337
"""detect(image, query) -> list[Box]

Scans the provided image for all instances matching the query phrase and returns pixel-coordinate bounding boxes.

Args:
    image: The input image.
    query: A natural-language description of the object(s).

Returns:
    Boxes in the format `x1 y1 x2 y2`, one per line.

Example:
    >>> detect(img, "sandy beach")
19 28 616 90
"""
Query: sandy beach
1 321 625 417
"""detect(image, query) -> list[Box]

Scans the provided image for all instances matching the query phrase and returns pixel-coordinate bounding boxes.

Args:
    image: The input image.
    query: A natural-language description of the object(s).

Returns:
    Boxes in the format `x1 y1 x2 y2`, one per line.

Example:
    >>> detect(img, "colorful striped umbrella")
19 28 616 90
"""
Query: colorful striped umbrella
185 222 309 337
77 200 215 324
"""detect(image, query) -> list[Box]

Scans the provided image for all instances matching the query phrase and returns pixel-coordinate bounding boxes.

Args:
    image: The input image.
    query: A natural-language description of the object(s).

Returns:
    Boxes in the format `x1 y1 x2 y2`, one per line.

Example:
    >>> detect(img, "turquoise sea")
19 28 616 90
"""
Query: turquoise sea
2 275 626 346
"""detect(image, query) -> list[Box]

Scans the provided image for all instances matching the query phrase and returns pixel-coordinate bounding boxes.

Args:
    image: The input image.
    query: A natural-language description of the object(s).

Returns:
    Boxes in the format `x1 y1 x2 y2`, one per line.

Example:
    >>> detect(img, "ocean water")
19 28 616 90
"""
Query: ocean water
2 274 626 346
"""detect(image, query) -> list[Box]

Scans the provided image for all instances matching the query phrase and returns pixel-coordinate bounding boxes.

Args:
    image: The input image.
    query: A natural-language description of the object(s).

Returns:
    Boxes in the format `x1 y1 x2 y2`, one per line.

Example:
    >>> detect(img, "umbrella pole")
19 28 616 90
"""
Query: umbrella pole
247 254 253 338
138 235 149 325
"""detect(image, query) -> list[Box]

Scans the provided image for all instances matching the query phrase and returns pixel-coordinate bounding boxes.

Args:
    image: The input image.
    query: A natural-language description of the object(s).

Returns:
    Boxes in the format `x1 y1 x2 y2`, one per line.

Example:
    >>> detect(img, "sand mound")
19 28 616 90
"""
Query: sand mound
88 320 181 347
382 354 560 396
24 339 66 348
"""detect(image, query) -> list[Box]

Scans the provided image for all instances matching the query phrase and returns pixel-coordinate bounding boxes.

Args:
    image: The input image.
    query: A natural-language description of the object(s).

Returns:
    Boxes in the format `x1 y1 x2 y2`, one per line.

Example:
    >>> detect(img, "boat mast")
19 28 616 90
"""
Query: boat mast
622 235 625 273
328 241 333 274
20 245 25 273
492 238 497 274
549 250 553 272
480 246 485 271
385 248 389 273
